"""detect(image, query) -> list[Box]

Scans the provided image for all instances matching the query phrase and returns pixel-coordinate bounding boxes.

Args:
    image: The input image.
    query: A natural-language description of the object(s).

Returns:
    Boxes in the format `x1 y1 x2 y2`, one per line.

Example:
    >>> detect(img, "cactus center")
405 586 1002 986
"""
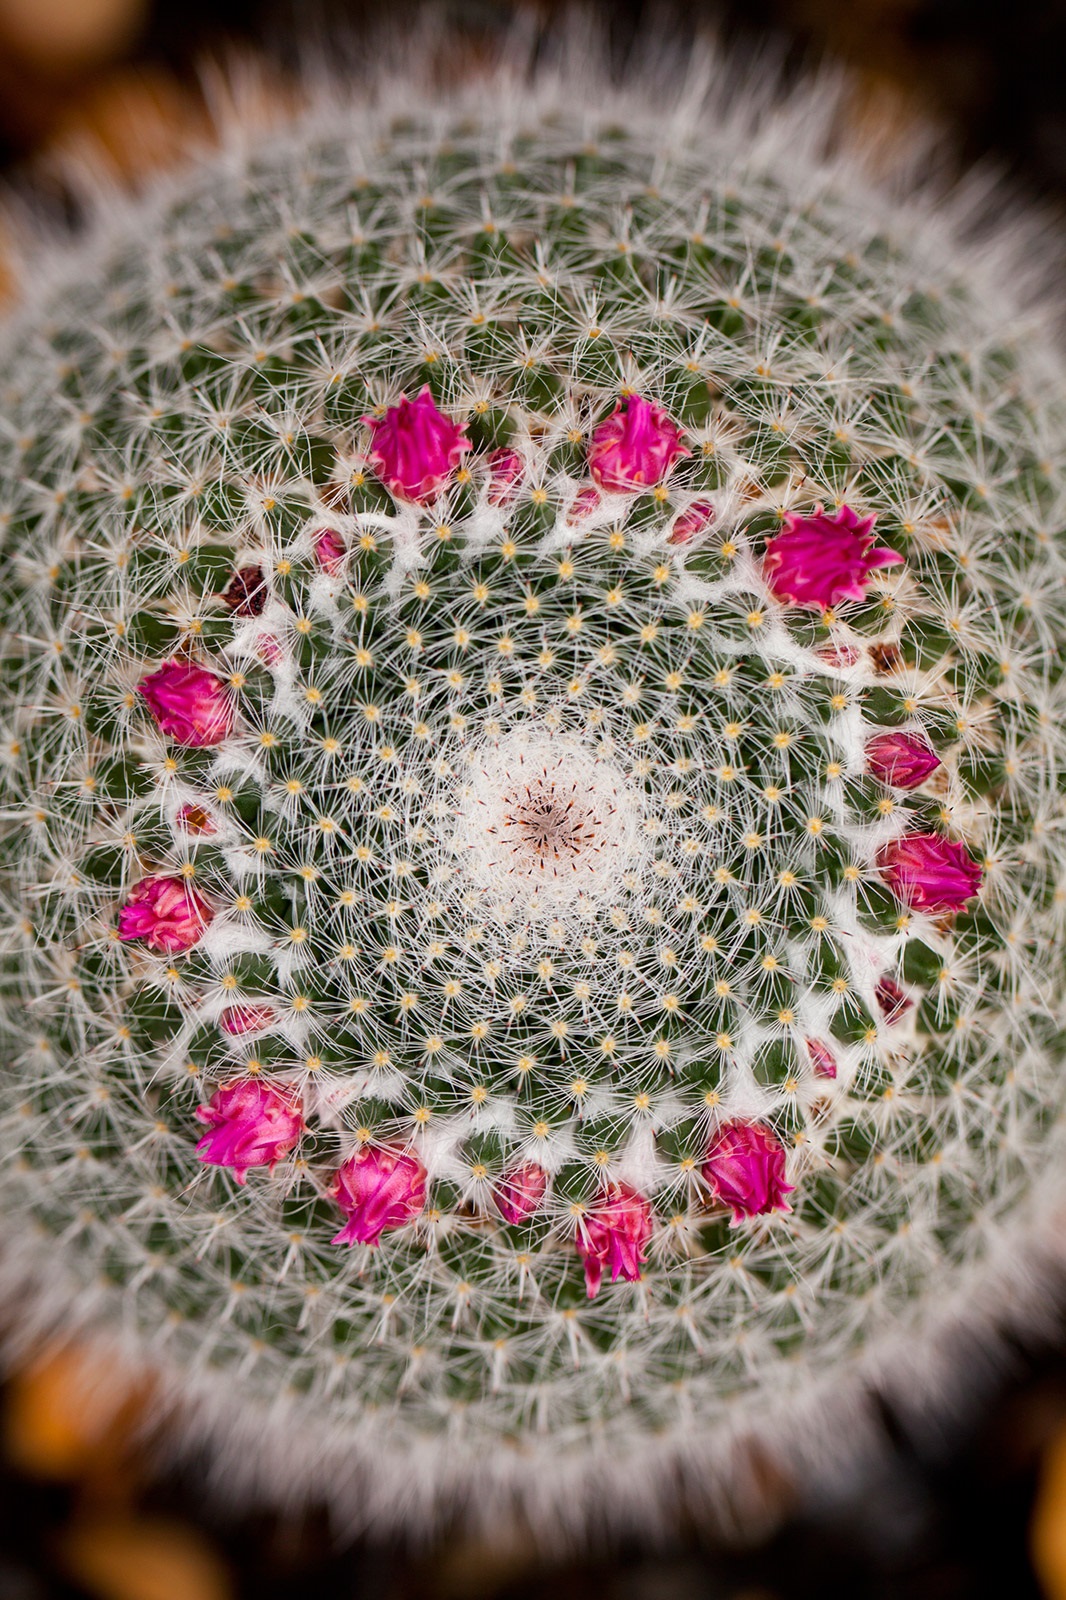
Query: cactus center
452 727 643 919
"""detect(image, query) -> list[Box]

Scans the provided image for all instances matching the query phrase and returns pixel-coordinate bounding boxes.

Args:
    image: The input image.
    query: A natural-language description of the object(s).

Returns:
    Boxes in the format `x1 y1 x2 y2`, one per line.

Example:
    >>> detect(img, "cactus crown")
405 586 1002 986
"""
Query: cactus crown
1 46 1065 1535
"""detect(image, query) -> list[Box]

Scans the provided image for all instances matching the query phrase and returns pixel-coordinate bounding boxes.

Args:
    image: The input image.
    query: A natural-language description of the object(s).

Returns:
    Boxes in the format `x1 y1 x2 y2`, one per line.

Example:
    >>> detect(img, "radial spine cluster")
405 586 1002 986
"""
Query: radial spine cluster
0 58 1065 1531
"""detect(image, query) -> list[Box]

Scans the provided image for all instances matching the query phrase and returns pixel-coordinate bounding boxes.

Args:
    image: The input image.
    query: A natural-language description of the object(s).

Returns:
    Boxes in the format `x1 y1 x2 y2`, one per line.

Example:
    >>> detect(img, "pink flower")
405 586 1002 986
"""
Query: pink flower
494 1161 548 1225
138 660 233 747
175 802 216 836
866 731 941 790
669 498 715 545
875 976 912 1024
195 1078 302 1184
702 1120 793 1224
566 486 602 525
219 1004 275 1037
485 447 525 506
575 1182 654 1299
117 875 212 954
313 529 346 574
878 833 983 914
221 566 267 616
805 1038 838 1080
588 395 690 492
762 504 903 609
331 1145 428 1247
361 386 470 504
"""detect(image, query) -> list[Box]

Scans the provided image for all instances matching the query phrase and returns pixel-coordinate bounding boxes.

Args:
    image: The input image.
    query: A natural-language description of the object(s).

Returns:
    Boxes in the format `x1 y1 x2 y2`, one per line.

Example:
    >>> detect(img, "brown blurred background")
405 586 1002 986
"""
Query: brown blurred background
4 0 1066 195
3 2 1066 1597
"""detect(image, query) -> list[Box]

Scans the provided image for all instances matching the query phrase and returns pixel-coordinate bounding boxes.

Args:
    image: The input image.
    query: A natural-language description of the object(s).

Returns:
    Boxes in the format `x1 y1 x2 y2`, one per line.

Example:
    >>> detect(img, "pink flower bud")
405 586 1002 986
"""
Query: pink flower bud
805 1038 838 1079
256 633 283 666
669 498 715 545
762 504 903 609
175 802 216 836
219 1004 275 1037
195 1078 302 1184
494 1161 548 1225
877 833 983 914
485 447 525 506
331 1145 428 1247
816 641 862 668
565 486 602 525
588 394 690 492
574 1182 654 1299
702 1120 793 1224
361 386 470 504
117 875 212 954
865 731 941 790
875 976 912 1024
137 660 234 747
313 528 346 574
221 565 267 616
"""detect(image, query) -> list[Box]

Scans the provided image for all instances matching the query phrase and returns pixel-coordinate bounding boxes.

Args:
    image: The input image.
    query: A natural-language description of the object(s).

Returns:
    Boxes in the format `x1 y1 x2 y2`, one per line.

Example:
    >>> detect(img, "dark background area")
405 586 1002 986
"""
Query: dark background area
4 0 1066 200
2 3 1066 1597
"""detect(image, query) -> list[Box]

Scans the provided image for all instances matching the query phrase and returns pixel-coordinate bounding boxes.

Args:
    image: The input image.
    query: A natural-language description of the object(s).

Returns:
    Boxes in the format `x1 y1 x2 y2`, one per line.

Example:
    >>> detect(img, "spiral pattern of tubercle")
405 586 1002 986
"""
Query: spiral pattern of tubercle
0 101 1065 1498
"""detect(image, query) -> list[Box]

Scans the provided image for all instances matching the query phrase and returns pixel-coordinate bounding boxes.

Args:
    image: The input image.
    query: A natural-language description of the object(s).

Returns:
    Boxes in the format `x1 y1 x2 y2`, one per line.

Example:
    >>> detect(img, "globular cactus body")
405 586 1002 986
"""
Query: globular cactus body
1 43 1065 1536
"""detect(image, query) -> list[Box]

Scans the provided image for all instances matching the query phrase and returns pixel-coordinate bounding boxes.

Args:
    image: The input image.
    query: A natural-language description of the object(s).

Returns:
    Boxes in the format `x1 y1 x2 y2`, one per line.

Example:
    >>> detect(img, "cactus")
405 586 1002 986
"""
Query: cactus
0 38 1065 1538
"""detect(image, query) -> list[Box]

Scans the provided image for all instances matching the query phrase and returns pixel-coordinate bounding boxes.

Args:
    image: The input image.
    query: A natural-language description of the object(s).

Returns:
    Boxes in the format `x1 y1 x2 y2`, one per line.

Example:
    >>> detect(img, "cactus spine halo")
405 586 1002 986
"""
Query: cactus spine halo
1 31 1066 1541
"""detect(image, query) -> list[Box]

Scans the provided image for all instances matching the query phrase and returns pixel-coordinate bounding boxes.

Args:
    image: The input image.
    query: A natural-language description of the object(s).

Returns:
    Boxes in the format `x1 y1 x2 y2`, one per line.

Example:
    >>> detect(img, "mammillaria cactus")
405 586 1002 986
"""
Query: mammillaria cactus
0 33 1065 1538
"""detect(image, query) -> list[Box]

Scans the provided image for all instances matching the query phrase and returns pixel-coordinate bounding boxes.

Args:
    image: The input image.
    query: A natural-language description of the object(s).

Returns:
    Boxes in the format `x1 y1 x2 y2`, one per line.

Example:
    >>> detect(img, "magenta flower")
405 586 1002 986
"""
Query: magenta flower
669 498 715 545
878 833 983 914
219 1004 275 1037
805 1038 838 1080
702 1120 793 1224
762 504 903 609
221 565 267 616
866 731 941 790
195 1078 302 1184
361 386 470 504
875 976 912 1024
175 802 216 836
138 660 233 747
117 875 212 954
313 528 346 574
588 394 690 492
485 447 525 506
494 1161 548 1225
331 1145 428 1247
575 1182 654 1299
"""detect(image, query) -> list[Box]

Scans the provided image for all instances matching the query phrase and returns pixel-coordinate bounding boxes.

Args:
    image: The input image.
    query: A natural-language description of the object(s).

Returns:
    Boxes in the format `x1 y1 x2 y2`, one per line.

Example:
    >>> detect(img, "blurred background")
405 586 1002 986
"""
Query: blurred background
2 1 1066 1596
